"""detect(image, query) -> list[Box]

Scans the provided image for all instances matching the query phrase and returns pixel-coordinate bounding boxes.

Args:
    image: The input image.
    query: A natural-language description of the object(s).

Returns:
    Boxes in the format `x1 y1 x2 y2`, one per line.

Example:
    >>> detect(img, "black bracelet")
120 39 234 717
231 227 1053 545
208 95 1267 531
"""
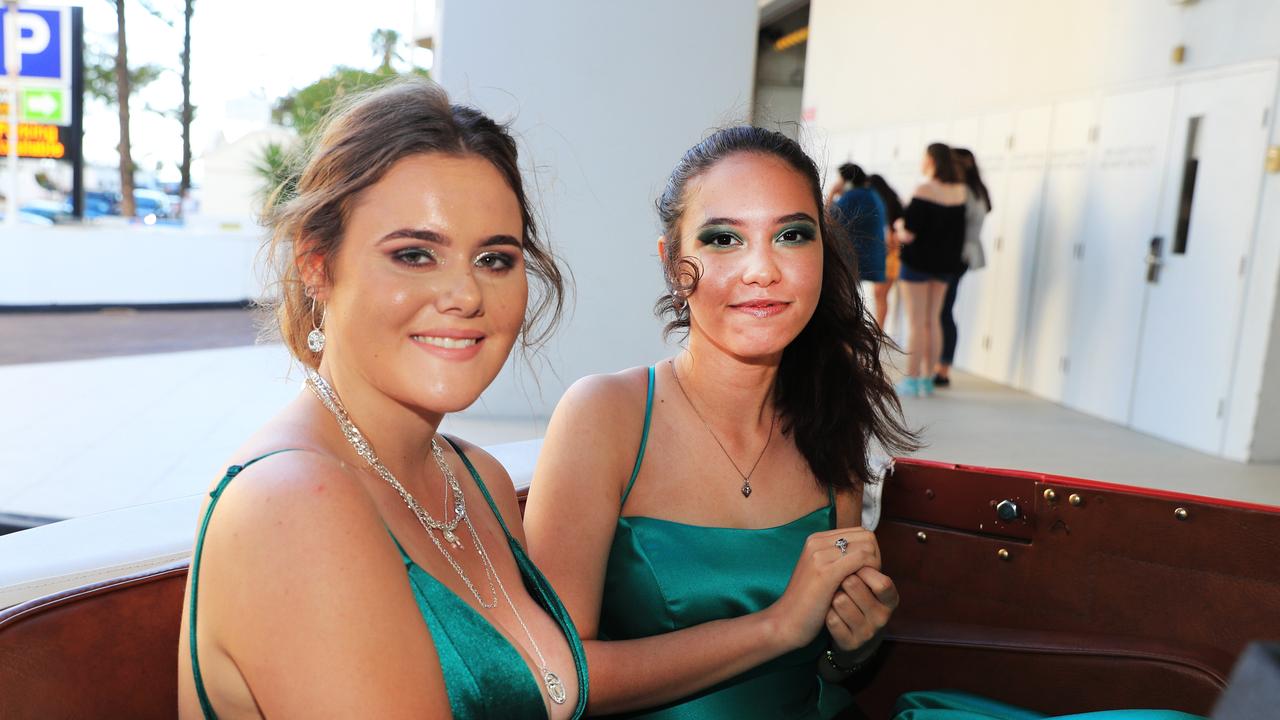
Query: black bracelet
824 648 869 674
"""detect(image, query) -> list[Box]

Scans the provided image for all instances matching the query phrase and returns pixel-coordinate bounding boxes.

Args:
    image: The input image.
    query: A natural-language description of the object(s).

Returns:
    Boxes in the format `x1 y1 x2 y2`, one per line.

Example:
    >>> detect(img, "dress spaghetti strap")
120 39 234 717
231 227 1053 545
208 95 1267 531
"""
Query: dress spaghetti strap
188 449 298 720
619 365 656 508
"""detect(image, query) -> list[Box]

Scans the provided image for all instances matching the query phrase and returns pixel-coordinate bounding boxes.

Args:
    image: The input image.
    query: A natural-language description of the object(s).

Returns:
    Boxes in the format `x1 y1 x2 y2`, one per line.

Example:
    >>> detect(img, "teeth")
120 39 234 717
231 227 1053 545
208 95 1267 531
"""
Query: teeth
412 336 479 349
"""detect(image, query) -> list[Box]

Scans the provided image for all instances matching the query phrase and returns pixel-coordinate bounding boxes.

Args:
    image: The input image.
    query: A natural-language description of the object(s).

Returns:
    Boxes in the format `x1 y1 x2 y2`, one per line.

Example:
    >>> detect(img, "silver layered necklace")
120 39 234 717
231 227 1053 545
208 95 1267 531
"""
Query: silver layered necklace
304 368 567 706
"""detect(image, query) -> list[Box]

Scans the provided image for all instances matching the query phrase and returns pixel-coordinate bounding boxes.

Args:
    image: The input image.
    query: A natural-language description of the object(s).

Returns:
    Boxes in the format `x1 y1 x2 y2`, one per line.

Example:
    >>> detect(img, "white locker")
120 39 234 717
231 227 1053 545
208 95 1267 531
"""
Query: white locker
1021 98 1098 401
1062 85 1176 424
983 105 1052 386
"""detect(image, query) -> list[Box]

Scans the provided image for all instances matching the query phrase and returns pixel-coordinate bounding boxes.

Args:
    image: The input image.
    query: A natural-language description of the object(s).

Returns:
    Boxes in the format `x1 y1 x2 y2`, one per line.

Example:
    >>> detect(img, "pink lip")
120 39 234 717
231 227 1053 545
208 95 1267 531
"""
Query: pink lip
729 300 790 318
409 329 486 361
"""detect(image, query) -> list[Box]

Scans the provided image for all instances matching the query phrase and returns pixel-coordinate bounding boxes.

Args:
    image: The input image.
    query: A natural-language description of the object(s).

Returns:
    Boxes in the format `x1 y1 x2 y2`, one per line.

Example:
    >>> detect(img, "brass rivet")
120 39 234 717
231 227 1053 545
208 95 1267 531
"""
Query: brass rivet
916 531 928 543
925 489 935 500
1175 507 1189 521
1069 493 1083 507
1043 488 1057 502
997 548 1010 561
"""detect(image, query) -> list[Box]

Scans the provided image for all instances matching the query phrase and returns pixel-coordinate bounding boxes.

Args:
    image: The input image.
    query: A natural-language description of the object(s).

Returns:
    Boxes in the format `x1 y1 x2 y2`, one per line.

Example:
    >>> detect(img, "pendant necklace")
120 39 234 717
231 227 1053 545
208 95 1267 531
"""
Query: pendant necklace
304 369 568 705
669 359 776 498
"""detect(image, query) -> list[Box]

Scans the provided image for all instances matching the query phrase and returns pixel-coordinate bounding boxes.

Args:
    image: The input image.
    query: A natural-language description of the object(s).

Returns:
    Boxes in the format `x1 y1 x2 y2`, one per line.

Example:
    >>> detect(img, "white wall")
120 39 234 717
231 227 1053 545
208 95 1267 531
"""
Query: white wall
435 0 758 417
0 226 261 305
802 0 1280 462
803 0 1280 132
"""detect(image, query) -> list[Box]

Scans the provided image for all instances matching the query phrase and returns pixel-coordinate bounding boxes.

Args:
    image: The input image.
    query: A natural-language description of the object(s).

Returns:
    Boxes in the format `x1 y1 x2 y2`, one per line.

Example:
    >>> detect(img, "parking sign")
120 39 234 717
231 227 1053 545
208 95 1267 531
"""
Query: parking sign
0 7 67 81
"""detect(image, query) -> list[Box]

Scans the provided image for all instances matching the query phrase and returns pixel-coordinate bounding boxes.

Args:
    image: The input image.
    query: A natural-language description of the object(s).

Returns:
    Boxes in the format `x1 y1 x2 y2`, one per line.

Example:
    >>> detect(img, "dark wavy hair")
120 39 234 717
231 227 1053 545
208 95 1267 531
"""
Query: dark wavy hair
926 142 961 184
654 126 919 491
952 147 992 212
867 174 904 224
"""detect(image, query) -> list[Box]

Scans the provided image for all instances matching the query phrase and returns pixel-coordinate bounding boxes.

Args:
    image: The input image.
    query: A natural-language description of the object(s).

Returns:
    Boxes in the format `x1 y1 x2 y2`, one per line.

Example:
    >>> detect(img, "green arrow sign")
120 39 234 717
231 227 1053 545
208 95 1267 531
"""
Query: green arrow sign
20 87 67 125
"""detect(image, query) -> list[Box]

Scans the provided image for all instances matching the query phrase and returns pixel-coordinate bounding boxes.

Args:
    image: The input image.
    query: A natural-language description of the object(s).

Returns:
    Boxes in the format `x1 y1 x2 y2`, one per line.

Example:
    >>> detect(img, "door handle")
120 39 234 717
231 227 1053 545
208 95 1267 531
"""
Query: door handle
1145 236 1164 284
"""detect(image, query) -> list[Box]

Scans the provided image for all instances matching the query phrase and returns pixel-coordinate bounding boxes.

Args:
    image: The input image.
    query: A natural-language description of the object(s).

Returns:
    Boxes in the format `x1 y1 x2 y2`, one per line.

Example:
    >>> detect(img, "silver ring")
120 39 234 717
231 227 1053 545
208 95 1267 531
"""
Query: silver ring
835 537 848 555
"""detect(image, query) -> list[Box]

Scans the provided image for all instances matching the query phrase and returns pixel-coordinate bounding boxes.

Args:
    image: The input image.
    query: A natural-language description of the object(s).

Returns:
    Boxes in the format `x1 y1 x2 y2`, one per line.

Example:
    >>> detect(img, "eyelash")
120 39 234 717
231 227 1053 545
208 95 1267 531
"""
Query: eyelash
697 227 817 248
391 247 517 273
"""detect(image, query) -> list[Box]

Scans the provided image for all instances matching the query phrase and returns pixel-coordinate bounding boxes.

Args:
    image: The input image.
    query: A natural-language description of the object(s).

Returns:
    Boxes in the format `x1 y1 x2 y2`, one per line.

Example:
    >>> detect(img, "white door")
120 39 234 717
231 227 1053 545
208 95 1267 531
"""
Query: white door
958 112 1013 379
1022 98 1098 401
1129 68 1277 453
983 105 1052 386
1063 85 1177 424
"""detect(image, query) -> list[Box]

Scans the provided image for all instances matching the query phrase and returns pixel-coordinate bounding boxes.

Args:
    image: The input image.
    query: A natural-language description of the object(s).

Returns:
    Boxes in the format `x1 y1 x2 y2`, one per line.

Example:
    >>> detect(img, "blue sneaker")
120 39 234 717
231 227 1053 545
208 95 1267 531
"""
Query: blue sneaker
921 376 936 396
896 376 921 397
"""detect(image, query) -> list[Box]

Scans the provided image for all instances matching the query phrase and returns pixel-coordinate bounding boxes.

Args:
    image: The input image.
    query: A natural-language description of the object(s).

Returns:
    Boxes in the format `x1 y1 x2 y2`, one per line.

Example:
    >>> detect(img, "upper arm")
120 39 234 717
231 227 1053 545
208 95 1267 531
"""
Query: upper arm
206 455 451 718
524 371 646 639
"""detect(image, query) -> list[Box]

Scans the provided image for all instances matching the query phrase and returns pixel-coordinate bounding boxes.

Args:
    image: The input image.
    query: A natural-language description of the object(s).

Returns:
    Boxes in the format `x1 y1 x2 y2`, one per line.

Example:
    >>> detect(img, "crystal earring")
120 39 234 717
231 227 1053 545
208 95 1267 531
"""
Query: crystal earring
307 295 326 353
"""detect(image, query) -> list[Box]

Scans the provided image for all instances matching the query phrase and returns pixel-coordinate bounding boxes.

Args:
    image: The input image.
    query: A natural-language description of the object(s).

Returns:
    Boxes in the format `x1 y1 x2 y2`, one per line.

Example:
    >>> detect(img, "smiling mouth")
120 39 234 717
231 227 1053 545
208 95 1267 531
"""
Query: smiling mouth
411 335 482 349
730 301 790 318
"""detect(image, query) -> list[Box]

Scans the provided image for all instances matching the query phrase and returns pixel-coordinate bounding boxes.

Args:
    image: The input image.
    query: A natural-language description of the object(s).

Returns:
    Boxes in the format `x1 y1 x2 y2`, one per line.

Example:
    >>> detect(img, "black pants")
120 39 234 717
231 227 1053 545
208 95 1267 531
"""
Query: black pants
939 267 967 366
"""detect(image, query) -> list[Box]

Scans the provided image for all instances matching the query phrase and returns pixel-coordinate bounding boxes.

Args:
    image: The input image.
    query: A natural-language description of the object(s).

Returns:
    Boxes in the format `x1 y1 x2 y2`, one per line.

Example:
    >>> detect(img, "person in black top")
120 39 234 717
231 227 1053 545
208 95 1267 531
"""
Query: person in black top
892 143 967 397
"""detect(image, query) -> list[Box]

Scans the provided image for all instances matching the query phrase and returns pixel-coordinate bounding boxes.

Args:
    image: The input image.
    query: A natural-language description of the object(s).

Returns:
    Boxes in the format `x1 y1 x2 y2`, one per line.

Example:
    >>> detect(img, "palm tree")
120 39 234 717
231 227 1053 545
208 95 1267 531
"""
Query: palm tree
112 0 135 217
179 0 194 206
371 29 401 72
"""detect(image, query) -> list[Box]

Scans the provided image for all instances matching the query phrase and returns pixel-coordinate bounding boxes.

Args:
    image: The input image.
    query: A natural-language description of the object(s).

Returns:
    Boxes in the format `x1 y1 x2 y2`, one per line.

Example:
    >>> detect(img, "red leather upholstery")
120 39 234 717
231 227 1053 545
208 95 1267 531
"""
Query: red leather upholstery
847 460 1280 717
0 561 187 720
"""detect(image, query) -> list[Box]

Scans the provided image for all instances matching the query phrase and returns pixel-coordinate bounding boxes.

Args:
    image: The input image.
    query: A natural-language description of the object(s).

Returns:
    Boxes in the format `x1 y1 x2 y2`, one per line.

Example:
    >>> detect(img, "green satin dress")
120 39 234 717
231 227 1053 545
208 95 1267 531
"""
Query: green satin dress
187 440 589 720
892 690 1205 719
596 366 853 719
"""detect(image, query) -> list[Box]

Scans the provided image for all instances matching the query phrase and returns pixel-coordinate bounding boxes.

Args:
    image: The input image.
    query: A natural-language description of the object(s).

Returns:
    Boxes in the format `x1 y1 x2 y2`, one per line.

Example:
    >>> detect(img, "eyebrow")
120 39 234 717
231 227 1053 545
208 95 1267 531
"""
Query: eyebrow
699 212 818 228
377 228 523 248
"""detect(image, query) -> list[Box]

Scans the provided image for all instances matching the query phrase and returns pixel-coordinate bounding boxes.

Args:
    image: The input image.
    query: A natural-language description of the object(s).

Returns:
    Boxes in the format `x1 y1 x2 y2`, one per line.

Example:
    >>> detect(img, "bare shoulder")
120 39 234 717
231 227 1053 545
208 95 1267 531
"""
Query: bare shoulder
542 366 652 475
528 365 653 516
912 180 941 203
203 449 391 572
557 365 652 419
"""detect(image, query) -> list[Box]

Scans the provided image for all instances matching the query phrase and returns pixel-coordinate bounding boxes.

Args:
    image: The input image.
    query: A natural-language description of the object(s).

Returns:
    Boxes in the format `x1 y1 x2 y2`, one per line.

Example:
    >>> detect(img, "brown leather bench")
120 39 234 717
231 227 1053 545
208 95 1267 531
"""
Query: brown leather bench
2 461 1277 719
0 561 188 719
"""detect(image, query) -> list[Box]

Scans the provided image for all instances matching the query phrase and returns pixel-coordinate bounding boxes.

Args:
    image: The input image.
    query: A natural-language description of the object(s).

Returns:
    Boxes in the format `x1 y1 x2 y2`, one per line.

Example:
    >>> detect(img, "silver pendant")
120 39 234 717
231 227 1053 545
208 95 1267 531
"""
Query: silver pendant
741 480 752 498
442 529 463 548
543 669 567 705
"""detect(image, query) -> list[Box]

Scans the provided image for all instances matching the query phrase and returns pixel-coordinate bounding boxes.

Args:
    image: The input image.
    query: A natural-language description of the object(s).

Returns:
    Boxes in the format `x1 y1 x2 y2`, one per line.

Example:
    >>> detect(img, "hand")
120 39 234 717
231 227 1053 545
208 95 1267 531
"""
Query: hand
826 566 899 654
893 218 915 244
765 528 881 652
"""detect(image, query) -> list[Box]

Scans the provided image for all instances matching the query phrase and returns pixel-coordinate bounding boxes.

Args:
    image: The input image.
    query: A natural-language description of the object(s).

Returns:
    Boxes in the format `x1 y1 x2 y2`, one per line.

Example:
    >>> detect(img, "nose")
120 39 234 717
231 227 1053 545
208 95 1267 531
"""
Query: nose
435 262 485 318
741 241 782 287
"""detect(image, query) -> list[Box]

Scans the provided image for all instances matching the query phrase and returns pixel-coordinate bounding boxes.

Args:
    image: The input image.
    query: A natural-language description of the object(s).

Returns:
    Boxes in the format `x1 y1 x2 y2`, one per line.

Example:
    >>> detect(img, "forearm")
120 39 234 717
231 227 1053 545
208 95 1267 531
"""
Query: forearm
583 610 791 715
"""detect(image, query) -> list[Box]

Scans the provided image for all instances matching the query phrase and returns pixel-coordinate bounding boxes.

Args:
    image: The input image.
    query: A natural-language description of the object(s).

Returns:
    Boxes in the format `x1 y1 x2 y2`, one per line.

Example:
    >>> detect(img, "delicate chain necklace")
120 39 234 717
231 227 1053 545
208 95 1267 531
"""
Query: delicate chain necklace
669 359 776 498
304 369 568 706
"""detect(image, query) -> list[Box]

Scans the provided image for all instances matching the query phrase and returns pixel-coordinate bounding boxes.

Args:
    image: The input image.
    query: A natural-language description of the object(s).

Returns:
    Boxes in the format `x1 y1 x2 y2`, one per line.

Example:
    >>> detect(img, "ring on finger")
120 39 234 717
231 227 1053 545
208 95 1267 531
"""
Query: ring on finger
835 537 848 555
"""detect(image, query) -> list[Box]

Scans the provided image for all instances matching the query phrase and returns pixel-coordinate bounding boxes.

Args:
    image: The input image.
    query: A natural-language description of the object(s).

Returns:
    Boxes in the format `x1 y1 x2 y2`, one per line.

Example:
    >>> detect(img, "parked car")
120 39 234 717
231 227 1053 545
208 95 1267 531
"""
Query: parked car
17 200 73 224
0 210 55 226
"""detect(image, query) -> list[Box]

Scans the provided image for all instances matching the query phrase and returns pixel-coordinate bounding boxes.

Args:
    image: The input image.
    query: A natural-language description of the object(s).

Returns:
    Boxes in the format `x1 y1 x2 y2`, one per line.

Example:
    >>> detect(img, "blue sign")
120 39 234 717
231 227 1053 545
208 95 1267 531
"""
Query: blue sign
0 8 65 80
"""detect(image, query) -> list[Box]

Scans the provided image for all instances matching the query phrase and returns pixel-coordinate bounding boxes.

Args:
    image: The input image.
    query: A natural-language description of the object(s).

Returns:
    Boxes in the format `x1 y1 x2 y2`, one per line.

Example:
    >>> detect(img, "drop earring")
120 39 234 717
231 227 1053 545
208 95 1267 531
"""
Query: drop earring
307 294 326 353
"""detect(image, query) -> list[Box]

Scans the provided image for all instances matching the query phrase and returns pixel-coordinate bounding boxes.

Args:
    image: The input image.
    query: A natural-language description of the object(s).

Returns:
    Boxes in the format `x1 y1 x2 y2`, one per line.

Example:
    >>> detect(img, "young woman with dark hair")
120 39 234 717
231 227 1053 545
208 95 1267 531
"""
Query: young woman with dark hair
524 126 918 718
176 78 587 719
828 162 889 295
934 147 992 387
868 173 906 329
894 142 967 397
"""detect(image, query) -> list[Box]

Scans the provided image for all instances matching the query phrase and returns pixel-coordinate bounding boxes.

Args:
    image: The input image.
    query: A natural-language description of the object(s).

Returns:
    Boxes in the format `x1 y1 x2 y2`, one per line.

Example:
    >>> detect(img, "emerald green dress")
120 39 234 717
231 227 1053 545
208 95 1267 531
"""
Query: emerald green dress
187 440 589 719
596 366 853 719
893 690 1205 719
